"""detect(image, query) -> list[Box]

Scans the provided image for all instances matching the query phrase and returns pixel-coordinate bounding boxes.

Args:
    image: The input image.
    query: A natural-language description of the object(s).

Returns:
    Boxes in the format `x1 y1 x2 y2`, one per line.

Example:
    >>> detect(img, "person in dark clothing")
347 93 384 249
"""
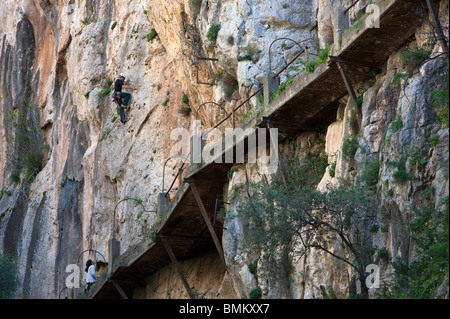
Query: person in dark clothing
113 73 136 124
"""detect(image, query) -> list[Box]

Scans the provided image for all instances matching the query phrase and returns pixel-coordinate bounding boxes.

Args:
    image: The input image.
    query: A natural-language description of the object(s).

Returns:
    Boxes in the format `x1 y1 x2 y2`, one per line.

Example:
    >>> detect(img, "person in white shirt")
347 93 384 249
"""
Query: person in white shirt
85 259 97 292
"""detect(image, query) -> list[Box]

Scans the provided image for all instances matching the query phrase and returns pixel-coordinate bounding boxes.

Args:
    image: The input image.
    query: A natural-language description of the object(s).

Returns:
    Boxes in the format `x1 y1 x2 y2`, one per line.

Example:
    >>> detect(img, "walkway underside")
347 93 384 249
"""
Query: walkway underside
260 0 427 140
88 163 233 299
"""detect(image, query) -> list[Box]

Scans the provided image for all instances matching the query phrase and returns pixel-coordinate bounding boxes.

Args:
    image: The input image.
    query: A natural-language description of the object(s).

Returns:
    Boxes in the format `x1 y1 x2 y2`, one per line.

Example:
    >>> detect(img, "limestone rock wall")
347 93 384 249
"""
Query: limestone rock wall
0 0 448 299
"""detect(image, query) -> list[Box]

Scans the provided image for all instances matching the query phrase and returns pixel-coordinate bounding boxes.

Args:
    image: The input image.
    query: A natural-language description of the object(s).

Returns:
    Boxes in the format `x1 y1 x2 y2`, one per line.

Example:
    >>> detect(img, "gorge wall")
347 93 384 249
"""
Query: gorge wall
0 0 448 299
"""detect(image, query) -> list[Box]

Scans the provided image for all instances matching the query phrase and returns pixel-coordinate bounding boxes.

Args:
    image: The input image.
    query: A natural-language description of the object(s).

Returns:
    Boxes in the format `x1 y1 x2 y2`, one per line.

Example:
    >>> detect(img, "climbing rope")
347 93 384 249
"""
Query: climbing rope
121 122 127 224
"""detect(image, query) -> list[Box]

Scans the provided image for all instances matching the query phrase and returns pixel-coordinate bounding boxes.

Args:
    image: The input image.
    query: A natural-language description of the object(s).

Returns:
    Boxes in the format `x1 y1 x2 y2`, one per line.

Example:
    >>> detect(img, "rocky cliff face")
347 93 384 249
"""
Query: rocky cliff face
0 0 448 299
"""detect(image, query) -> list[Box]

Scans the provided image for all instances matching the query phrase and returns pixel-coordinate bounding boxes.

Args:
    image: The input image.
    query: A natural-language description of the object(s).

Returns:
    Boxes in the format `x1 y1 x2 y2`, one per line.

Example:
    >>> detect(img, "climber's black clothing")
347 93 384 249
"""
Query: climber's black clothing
114 78 131 107
113 78 132 124
114 78 124 92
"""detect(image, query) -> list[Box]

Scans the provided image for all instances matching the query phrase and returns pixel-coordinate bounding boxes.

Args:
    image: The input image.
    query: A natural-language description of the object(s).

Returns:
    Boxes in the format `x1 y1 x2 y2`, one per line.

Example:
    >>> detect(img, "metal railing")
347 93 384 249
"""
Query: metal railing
162 155 190 194
268 37 310 77
344 0 362 14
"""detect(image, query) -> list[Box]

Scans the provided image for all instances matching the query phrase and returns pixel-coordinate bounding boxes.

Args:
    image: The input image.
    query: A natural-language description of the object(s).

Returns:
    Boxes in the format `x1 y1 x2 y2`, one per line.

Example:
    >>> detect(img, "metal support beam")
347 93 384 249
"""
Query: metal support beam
184 178 226 266
111 280 129 299
329 56 357 102
161 237 193 299
198 57 219 61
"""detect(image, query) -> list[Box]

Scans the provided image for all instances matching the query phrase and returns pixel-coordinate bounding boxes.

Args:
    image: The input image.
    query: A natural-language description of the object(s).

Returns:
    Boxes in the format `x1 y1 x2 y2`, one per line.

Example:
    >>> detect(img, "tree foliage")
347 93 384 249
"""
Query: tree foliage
380 197 449 298
0 252 19 299
230 155 379 298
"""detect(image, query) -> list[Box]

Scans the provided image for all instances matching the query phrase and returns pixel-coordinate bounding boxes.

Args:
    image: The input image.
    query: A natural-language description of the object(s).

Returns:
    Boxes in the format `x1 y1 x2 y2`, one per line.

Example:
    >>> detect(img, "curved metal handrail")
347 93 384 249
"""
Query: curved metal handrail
162 155 190 194
344 0 362 13
77 249 107 266
268 37 311 77
112 197 157 235
195 102 229 136
195 102 228 121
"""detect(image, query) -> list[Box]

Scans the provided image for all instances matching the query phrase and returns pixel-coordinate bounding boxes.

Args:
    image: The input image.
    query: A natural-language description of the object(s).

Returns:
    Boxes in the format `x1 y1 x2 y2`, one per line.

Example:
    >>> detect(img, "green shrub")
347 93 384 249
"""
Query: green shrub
323 286 337 299
391 73 409 89
145 28 158 42
369 224 380 233
349 109 359 135
97 78 114 102
100 128 112 141
97 88 113 102
357 159 380 190
305 60 317 73
181 93 190 106
237 45 261 62
81 19 95 26
391 114 403 133
5 94 44 181
342 137 358 161
431 73 449 128
329 161 336 177
377 247 390 262
0 189 12 201
0 252 19 299
401 48 432 69
317 44 331 64
380 198 449 298
248 258 259 276
10 172 20 184
249 286 262 299
206 24 221 47
392 169 409 182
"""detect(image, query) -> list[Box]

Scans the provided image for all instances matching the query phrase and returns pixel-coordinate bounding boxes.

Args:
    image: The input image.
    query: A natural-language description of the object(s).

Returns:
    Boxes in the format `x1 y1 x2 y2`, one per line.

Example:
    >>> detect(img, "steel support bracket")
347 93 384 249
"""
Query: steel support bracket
161 237 194 299
184 178 226 266
329 56 357 102
111 280 129 299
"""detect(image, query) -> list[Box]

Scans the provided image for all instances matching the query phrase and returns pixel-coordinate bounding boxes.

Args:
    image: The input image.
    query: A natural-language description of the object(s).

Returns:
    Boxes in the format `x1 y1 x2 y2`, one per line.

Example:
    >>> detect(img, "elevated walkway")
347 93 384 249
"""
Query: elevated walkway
88 0 432 299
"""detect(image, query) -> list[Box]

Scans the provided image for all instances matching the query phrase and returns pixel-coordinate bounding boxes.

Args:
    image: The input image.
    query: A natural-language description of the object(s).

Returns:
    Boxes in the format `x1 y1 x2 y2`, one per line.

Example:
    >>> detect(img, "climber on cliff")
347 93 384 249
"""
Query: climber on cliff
113 73 136 124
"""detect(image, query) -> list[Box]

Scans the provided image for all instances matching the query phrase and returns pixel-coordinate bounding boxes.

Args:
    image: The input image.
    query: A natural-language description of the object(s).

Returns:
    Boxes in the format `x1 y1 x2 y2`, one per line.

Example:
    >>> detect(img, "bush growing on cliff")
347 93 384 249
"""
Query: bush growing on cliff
381 197 449 298
431 72 449 128
0 252 19 299
5 94 45 181
206 24 221 47
145 28 158 42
